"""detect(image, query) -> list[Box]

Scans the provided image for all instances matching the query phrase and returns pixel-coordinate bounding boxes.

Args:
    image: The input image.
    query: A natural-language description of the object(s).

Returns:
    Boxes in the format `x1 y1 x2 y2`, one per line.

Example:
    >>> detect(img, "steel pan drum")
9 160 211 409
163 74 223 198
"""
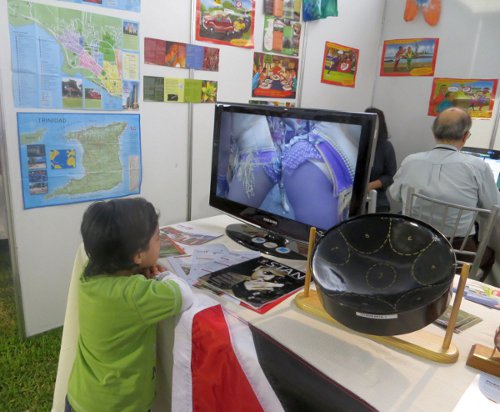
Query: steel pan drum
312 214 456 336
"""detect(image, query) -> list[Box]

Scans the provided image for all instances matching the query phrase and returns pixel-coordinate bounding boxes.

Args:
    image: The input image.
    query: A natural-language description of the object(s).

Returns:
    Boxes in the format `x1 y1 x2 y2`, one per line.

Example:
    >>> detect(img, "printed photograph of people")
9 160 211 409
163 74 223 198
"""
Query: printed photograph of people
380 38 439 76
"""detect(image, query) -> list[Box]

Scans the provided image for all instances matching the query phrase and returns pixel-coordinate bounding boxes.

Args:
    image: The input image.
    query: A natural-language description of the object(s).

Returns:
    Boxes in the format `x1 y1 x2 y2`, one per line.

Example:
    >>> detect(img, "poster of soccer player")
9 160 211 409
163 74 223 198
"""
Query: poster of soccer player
321 41 359 87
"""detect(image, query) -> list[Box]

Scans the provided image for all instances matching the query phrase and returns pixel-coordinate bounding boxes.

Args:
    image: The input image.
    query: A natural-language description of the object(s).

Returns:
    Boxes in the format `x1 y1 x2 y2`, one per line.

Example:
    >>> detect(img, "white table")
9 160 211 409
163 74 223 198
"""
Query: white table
170 214 499 412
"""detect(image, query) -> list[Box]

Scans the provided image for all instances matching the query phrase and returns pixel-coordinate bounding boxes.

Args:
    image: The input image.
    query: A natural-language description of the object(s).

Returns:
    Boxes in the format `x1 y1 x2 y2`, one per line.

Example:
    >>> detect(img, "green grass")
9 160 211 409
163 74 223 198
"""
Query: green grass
0 240 63 412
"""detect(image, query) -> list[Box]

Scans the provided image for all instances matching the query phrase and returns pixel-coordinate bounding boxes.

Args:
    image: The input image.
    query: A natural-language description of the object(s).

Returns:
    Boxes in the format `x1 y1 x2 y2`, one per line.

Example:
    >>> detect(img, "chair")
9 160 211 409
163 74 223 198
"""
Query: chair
366 189 378 214
404 187 499 282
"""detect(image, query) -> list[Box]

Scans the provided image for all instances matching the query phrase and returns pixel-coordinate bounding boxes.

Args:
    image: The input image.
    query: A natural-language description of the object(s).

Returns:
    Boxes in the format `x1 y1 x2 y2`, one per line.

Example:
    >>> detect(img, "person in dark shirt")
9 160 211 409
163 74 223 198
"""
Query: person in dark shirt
365 107 397 212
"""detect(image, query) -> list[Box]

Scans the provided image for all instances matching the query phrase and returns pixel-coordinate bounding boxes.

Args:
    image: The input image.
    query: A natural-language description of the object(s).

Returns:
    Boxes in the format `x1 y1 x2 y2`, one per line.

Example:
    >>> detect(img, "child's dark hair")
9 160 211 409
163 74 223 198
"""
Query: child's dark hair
81 197 159 277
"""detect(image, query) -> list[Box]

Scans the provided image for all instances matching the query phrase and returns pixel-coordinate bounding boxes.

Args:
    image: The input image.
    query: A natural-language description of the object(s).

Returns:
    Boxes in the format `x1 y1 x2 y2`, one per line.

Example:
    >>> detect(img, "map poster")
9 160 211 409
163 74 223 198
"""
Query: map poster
18 113 142 209
58 0 141 12
321 41 359 88
195 0 255 49
428 78 498 118
8 0 140 111
252 52 298 99
380 38 439 77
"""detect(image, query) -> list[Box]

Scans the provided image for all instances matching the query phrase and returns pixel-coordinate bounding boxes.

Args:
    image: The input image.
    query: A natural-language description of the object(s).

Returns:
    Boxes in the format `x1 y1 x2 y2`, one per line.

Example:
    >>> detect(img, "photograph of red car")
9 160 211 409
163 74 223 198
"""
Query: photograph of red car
196 0 255 48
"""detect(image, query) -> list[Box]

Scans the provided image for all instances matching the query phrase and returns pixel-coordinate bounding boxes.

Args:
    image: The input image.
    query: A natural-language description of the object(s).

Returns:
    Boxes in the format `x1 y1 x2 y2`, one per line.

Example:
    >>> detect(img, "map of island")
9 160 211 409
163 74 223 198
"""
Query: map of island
47 122 127 198
8 0 140 110
18 113 141 209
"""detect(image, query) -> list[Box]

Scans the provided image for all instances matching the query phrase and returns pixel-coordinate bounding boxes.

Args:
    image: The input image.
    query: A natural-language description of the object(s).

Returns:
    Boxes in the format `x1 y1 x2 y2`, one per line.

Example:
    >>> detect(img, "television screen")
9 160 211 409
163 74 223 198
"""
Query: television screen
461 146 500 190
210 103 377 258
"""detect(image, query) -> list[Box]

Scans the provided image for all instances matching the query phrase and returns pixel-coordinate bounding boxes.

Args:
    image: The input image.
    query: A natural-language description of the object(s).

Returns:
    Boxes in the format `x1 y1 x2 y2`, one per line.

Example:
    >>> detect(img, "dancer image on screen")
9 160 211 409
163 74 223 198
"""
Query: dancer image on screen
281 120 358 229
217 112 358 231
216 112 280 208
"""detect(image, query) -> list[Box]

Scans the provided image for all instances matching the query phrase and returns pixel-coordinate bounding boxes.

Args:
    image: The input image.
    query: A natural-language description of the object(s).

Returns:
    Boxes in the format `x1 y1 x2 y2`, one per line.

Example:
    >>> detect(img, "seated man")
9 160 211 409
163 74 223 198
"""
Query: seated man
389 107 500 275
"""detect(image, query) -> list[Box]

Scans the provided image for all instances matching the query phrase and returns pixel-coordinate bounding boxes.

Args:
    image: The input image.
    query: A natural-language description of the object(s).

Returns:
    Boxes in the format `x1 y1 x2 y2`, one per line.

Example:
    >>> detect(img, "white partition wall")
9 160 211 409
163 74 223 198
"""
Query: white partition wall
372 1 500 166
0 0 194 336
3 0 500 336
0 0 386 336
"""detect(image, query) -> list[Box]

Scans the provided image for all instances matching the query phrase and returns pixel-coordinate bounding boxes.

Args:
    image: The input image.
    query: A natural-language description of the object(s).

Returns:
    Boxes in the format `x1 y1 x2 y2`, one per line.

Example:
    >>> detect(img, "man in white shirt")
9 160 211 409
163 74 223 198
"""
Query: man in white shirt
389 107 500 276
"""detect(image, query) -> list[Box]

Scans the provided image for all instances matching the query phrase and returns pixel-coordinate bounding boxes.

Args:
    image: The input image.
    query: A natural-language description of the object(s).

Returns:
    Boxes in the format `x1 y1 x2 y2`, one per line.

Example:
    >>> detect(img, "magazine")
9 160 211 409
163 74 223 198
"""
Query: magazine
160 223 222 246
159 231 185 257
434 305 482 333
196 256 306 310
454 279 500 310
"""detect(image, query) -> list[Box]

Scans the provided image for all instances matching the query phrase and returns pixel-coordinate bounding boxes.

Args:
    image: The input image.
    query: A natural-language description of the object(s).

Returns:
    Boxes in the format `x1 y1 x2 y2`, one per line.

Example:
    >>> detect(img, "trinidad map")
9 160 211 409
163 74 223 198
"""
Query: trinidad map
18 112 141 209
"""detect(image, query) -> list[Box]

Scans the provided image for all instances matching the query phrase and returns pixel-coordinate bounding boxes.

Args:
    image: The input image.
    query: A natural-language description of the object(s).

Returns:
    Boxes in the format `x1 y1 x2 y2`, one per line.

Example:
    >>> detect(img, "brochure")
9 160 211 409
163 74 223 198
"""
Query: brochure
434 305 482 333
454 280 500 310
196 256 305 311
160 223 223 246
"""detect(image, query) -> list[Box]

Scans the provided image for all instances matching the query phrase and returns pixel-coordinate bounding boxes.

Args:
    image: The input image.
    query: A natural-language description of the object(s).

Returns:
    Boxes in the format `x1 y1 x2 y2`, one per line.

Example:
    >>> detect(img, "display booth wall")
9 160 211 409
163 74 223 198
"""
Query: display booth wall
372 1 500 177
0 0 385 336
1 0 499 336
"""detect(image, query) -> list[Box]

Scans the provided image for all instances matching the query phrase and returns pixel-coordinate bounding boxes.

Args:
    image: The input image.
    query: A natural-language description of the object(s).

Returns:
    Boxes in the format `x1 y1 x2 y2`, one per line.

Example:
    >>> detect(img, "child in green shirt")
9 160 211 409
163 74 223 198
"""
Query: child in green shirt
66 197 193 412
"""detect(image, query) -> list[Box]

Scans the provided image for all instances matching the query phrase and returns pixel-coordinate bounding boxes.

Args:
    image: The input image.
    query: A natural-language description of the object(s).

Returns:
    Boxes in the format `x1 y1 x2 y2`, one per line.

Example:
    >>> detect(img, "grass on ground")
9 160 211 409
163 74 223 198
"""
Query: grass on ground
0 240 63 412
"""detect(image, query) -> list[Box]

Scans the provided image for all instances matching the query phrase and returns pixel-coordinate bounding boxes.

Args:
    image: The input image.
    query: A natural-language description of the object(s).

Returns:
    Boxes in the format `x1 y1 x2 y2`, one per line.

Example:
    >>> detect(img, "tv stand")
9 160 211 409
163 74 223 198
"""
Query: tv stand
225 223 307 260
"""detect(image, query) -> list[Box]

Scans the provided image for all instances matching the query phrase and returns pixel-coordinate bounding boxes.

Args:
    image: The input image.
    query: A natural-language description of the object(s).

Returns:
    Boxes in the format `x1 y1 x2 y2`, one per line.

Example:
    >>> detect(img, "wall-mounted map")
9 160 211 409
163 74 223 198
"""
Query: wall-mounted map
18 113 142 209
58 0 140 12
8 0 140 110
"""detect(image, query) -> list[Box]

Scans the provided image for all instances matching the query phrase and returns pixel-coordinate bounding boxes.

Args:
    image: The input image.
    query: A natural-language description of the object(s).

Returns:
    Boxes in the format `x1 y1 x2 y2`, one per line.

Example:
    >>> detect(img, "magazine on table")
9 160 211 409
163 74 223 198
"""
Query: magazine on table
195 256 306 311
454 279 500 310
160 223 223 246
159 231 185 257
434 305 482 333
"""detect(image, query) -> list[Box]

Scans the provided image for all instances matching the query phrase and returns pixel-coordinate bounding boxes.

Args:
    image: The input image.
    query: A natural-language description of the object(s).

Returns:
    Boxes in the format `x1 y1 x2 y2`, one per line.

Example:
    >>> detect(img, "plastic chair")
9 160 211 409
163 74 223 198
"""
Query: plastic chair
52 244 86 412
404 187 499 282
366 189 378 214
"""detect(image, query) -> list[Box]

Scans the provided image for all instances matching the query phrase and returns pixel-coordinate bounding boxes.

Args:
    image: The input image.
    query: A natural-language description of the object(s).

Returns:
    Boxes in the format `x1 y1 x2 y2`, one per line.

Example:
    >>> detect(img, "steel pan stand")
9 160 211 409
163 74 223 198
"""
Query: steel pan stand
294 228 468 364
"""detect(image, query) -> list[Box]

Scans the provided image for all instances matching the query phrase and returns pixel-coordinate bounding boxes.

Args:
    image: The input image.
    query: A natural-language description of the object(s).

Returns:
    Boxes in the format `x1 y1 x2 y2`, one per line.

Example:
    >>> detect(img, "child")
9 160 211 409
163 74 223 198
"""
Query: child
66 197 193 412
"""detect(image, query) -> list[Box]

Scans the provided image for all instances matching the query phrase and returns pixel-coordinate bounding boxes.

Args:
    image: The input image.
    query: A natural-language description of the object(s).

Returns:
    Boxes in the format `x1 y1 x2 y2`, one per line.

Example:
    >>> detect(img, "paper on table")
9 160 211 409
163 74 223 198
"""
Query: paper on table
453 374 500 411
164 244 260 285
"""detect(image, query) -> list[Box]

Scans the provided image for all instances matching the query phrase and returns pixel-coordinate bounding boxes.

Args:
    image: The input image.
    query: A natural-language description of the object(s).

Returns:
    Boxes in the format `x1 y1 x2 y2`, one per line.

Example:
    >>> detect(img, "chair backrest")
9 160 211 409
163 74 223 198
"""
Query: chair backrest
366 189 377 214
404 187 499 281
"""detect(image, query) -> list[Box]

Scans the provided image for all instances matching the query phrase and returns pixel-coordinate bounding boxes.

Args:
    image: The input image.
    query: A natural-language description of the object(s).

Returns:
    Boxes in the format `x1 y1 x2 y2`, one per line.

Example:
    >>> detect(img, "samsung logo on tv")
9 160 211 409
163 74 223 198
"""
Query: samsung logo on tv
262 217 277 226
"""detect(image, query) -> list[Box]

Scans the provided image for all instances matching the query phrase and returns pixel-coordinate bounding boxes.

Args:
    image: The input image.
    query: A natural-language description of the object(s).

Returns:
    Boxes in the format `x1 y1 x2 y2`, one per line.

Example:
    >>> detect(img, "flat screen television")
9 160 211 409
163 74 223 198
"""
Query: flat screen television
461 146 500 191
209 102 377 259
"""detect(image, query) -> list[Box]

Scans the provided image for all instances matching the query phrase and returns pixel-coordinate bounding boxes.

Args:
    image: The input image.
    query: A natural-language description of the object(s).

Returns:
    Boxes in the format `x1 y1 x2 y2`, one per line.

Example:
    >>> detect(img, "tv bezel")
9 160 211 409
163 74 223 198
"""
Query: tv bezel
209 102 378 244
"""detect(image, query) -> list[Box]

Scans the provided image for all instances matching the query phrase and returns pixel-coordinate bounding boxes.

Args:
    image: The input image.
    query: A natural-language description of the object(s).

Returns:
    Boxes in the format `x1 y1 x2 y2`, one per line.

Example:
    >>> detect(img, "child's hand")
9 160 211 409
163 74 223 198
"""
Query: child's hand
143 264 167 279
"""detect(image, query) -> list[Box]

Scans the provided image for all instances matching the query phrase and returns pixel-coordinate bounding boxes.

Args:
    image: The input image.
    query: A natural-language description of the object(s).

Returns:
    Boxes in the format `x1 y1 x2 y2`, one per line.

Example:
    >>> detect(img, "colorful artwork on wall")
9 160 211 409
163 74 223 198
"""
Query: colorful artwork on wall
195 0 255 49
252 52 298 99
428 78 498 118
321 42 358 87
380 38 439 77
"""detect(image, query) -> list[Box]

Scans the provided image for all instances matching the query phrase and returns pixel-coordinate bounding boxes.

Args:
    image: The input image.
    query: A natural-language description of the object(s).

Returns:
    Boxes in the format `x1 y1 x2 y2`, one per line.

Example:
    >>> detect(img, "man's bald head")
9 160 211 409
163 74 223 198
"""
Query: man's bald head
432 108 472 143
